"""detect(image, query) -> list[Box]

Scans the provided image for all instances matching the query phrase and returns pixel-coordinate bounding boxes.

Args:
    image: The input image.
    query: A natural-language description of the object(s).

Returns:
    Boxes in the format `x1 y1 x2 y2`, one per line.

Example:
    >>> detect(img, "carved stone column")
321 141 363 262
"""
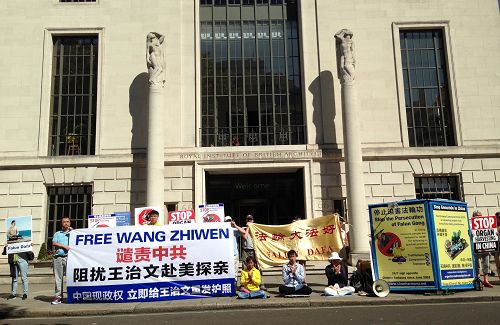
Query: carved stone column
335 29 370 264
146 32 166 207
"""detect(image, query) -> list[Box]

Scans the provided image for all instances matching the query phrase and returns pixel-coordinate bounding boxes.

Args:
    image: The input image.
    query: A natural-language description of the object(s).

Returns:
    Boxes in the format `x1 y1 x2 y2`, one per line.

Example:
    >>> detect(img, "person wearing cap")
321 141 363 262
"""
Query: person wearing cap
232 215 267 291
241 215 255 260
225 216 240 287
323 252 355 296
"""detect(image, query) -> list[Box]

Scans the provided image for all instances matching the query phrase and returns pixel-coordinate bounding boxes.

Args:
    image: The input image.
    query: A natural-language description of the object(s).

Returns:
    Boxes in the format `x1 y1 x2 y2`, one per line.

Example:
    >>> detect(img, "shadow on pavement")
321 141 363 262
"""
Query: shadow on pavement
0 303 21 320
34 295 54 303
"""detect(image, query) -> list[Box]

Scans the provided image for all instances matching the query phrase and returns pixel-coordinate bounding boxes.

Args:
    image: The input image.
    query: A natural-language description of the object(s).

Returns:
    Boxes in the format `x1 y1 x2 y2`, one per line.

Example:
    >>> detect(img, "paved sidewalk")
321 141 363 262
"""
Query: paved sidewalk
1 274 500 319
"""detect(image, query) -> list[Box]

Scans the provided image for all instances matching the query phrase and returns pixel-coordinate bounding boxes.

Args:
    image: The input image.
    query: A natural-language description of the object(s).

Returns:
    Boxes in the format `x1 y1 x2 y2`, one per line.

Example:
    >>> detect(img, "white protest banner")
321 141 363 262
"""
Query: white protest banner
135 206 164 226
88 214 117 228
168 210 195 225
198 203 224 223
67 222 235 303
471 215 499 253
5 215 33 254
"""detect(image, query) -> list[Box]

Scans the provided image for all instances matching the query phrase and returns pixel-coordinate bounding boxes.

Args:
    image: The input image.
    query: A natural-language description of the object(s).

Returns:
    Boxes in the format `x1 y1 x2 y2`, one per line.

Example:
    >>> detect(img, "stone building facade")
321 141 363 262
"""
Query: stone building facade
0 0 499 257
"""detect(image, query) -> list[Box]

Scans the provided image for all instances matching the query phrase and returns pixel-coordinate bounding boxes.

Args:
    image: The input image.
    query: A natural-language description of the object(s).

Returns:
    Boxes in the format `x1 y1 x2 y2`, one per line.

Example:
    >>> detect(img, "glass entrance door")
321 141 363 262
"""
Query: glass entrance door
235 199 271 226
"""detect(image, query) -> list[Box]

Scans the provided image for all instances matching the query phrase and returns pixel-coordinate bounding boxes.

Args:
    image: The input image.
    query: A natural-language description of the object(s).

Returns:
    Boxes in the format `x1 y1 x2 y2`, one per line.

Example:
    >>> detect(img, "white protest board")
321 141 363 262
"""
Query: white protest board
198 203 224 223
88 214 117 228
470 215 499 253
168 210 195 225
67 222 235 303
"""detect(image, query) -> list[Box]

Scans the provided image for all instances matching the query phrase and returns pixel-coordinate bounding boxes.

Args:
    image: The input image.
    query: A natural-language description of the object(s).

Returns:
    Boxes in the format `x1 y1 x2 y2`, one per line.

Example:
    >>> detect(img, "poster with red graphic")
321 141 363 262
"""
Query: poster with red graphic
88 214 117 228
134 206 164 226
198 204 224 223
168 210 195 225
470 215 499 253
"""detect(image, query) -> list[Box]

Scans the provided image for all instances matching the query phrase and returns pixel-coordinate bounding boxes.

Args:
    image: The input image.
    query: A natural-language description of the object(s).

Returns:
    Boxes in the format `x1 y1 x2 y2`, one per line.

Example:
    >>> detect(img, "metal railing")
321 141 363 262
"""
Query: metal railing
200 125 305 147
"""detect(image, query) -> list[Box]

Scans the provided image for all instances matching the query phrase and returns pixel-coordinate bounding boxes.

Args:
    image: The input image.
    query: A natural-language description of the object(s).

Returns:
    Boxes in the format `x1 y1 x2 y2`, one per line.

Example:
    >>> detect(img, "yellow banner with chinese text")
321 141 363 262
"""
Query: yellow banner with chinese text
248 215 344 269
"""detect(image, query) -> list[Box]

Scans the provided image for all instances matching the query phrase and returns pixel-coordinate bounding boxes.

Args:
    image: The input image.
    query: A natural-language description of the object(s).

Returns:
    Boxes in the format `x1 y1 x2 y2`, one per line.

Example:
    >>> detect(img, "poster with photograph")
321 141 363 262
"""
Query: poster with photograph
5 215 33 254
88 214 117 228
134 206 164 226
198 204 225 223
369 202 435 290
429 202 474 289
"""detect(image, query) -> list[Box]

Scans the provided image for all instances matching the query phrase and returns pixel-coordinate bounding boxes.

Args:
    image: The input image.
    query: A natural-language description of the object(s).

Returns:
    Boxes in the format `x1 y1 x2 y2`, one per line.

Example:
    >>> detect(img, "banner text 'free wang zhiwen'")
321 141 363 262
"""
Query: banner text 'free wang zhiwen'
67 223 235 303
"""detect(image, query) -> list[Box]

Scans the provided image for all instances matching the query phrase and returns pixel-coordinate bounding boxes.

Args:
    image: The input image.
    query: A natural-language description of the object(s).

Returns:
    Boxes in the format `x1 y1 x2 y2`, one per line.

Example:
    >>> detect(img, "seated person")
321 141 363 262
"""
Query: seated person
237 256 267 299
278 250 312 295
324 252 355 296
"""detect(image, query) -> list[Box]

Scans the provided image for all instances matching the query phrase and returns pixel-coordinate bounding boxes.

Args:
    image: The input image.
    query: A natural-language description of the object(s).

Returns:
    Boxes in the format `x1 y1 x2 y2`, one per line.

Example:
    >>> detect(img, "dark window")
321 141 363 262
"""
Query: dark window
165 203 178 213
200 0 304 147
400 30 455 147
46 185 92 247
49 35 98 156
414 176 461 200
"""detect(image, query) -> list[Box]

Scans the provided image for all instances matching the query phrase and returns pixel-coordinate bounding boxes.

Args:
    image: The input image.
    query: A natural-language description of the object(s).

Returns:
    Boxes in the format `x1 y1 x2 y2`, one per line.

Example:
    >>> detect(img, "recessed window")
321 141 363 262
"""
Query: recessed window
400 30 455 147
414 175 461 200
46 185 92 246
200 0 304 147
49 35 98 156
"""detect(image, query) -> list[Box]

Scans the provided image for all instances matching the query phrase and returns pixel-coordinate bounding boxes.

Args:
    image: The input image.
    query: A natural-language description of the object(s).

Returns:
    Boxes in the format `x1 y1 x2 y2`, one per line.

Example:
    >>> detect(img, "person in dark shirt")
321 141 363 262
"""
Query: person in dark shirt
324 252 355 296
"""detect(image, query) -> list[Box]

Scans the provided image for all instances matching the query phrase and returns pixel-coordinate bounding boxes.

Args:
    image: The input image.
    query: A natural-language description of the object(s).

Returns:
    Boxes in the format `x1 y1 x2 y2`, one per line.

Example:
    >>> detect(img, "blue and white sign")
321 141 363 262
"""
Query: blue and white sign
67 222 235 303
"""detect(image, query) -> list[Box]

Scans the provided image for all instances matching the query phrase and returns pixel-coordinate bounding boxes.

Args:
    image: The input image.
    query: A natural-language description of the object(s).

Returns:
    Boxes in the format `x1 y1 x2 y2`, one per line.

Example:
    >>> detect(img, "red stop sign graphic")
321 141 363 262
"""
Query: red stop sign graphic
377 232 401 257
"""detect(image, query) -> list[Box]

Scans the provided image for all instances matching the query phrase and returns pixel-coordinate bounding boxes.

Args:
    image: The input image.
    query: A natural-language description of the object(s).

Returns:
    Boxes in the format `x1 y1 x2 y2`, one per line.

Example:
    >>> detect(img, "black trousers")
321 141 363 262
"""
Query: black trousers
278 284 312 295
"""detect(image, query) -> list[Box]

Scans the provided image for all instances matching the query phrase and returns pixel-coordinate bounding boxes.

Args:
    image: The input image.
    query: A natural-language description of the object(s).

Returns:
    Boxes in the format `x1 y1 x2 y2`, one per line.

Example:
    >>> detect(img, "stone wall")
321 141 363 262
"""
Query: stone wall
312 157 500 218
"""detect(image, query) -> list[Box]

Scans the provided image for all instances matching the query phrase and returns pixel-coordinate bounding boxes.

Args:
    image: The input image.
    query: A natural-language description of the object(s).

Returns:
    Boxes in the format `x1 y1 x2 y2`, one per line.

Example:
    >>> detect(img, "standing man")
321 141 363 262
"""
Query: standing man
232 214 267 290
495 212 500 281
51 216 72 304
225 216 240 287
235 215 254 261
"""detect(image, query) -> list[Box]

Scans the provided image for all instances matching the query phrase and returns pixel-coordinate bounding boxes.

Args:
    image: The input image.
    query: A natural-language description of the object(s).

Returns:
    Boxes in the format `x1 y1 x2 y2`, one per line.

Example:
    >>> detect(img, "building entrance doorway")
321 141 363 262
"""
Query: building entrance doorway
205 170 304 226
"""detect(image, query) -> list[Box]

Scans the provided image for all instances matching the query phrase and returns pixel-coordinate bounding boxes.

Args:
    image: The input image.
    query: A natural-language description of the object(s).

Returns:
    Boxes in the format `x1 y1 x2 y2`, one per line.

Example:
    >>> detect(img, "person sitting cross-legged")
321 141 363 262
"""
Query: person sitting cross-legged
237 256 267 299
323 252 355 296
278 250 312 296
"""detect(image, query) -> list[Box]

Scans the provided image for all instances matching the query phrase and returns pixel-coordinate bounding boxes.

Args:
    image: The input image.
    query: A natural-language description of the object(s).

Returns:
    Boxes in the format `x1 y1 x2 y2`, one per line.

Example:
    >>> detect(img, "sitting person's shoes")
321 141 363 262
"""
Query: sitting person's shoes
22 294 27 300
6 294 16 300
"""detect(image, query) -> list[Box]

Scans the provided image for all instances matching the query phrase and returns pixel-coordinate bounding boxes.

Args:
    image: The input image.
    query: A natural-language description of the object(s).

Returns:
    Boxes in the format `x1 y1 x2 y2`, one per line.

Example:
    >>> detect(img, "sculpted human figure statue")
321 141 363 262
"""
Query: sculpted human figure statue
335 29 355 84
146 32 166 88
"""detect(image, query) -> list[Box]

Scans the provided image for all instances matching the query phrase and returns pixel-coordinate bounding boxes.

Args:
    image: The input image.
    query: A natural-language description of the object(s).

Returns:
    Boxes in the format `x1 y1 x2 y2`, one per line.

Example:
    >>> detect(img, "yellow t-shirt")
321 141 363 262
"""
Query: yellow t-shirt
240 268 261 292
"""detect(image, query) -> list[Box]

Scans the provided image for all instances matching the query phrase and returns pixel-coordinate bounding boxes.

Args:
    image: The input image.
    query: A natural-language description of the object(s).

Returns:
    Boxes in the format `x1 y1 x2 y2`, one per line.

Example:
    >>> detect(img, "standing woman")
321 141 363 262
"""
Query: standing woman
6 251 30 300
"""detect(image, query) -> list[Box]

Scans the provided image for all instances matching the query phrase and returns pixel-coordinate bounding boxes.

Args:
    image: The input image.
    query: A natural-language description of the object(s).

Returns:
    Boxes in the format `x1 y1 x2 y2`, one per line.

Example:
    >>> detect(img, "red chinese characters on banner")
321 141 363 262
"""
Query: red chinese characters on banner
289 231 303 240
322 224 336 234
255 231 269 241
116 245 187 263
305 228 319 237
265 226 336 242
272 233 286 241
